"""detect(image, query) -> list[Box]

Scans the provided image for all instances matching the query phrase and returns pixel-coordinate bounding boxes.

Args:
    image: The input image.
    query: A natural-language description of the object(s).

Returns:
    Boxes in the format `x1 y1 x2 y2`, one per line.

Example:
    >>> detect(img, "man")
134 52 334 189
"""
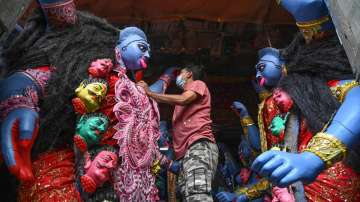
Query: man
137 64 218 202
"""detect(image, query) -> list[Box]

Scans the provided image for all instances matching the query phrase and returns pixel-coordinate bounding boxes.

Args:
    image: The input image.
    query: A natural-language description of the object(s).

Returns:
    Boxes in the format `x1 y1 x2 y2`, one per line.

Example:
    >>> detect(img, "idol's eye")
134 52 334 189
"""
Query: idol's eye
257 63 265 72
96 119 104 125
137 44 148 52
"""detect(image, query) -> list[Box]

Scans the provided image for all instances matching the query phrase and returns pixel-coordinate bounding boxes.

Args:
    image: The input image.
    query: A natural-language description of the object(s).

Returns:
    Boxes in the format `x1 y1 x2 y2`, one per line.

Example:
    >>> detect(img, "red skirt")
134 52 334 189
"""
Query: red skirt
18 149 81 202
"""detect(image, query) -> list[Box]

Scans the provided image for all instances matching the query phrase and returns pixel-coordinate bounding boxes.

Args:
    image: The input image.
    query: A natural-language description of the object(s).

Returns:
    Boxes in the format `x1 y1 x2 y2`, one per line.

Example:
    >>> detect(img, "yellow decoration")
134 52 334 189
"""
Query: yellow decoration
151 160 161 176
304 132 347 168
258 100 269 152
75 80 107 113
330 80 359 103
270 146 281 151
296 16 330 29
258 91 272 102
235 178 271 200
295 16 330 43
241 116 255 128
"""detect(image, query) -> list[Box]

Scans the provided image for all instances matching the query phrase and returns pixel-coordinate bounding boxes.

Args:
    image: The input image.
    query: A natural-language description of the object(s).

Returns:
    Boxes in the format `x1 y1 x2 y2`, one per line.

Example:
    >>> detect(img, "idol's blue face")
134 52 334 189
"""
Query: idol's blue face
115 34 150 70
255 56 283 88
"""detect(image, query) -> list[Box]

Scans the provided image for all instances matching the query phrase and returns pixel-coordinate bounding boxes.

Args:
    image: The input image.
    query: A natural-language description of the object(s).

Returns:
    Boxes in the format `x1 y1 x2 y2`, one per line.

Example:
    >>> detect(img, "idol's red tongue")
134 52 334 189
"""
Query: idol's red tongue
140 58 147 69
259 77 266 87
135 70 143 82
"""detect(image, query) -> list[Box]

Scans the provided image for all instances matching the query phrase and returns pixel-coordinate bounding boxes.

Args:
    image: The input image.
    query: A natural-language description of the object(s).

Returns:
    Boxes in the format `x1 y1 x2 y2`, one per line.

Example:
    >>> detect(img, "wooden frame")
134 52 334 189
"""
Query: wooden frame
326 0 360 80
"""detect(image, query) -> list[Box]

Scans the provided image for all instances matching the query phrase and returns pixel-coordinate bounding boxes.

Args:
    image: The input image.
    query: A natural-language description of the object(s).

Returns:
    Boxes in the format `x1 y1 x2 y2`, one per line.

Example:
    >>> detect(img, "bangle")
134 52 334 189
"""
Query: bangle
303 132 347 168
241 116 255 128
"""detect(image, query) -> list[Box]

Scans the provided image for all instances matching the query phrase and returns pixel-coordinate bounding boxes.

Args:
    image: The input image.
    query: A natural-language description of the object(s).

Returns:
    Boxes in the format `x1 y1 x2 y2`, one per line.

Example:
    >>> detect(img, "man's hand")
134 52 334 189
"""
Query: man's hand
137 80 150 94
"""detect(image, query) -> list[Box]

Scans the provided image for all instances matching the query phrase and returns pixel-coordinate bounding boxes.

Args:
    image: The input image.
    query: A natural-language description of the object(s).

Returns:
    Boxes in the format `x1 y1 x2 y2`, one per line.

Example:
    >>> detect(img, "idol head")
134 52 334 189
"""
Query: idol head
115 27 150 70
273 88 294 113
72 78 108 114
88 58 113 78
277 0 335 43
81 150 118 193
74 113 109 152
176 63 204 89
255 47 285 88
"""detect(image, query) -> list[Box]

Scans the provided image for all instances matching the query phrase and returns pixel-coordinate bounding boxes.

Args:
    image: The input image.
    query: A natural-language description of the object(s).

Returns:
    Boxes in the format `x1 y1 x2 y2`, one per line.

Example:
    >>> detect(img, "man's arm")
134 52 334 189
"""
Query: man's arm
137 80 199 106
147 90 198 106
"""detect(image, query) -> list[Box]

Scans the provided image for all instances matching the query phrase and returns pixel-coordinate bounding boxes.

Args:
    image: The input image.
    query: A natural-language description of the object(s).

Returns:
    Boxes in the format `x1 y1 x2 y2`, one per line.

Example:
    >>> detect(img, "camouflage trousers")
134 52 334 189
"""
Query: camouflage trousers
178 139 219 202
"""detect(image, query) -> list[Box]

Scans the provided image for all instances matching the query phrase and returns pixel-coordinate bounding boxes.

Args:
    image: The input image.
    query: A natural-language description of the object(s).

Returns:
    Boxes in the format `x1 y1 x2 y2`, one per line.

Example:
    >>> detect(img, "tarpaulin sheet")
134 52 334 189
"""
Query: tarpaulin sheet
73 0 294 24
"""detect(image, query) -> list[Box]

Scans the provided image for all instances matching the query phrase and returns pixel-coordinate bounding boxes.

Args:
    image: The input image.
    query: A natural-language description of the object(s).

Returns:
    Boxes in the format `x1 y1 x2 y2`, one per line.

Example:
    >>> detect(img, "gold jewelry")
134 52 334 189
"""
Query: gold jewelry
241 116 255 139
151 160 161 176
304 132 347 168
241 116 255 127
258 91 272 102
296 16 330 29
258 100 268 152
235 179 270 200
330 80 359 103
282 64 287 76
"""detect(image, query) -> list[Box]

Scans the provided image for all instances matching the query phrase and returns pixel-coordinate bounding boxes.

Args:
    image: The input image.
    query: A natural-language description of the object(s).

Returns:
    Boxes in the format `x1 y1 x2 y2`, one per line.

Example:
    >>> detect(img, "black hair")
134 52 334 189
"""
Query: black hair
0 8 119 156
281 33 353 80
278 33 353 132
183 63 205 81
278 73 340 132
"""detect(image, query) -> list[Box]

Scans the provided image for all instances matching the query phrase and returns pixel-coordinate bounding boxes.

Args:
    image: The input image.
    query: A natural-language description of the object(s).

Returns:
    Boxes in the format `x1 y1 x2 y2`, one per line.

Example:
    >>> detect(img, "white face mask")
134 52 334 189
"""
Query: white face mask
176 75 186 89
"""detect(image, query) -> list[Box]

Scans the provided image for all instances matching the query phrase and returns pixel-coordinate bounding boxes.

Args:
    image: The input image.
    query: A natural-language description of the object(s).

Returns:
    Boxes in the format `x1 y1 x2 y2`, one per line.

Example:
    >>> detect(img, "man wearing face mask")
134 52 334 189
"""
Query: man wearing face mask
137 64 218 202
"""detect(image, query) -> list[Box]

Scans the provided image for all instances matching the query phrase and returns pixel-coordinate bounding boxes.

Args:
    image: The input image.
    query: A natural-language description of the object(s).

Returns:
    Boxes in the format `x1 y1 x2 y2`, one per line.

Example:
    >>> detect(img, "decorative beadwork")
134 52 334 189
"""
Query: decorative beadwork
23 68 52 95
40 0 77 27
0 88 39 120
330 80 359 103
235 178 271 200
151 160 161 176
18 149 81 201
112 68 161 201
